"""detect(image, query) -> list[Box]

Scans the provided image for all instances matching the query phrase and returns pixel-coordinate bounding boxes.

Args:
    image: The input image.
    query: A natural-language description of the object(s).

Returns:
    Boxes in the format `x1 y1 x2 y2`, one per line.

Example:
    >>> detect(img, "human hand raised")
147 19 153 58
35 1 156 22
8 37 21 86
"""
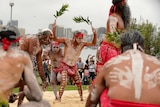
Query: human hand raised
91 26 96 34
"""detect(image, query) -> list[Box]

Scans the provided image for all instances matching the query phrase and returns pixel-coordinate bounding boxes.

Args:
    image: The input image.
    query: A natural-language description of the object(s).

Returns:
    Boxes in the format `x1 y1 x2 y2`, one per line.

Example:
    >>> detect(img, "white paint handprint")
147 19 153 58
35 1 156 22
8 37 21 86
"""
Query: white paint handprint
109 66 133 89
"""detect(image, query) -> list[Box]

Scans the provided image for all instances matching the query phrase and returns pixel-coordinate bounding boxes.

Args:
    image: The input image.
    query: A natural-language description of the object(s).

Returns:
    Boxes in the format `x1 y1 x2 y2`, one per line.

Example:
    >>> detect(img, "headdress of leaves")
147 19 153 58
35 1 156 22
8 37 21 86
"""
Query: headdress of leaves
73 16 92 25
53 4 69 19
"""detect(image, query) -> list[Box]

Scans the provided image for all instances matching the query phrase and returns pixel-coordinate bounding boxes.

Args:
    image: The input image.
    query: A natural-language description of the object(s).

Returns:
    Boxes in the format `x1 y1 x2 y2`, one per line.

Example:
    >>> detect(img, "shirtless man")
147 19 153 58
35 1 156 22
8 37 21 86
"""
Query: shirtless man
85 30 160 107
19 28 53 90
95 0 131 106
46 41 63 100
98 0 131 67
51 21 97 101
0 25 50 107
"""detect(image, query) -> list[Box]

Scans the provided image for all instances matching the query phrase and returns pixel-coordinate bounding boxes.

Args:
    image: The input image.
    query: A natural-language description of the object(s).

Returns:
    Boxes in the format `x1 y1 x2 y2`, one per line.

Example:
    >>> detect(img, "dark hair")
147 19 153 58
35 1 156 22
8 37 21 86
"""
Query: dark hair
111 0 131 29
0 25 19 41
37 30 52 39
121 30 144 53
112 0 123 5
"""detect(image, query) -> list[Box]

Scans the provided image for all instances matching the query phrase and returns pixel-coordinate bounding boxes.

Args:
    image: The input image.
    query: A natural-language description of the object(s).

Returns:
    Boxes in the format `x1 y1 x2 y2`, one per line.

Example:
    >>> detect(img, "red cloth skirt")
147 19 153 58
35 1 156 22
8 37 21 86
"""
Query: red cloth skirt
109 99 160 107
100 41 120 65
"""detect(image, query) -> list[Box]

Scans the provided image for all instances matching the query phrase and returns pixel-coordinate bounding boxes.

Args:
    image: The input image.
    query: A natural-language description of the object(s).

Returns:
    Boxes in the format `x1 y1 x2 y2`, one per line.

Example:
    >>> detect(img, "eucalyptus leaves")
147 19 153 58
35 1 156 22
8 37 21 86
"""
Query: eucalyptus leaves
53 4 69 18
73 16 92 25
105 30 121 48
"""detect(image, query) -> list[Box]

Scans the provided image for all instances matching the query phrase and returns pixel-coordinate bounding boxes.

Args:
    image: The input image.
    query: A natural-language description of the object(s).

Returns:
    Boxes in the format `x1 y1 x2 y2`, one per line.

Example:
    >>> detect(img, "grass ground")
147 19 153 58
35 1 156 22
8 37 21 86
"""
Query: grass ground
13 85 89 93
13 75 90 92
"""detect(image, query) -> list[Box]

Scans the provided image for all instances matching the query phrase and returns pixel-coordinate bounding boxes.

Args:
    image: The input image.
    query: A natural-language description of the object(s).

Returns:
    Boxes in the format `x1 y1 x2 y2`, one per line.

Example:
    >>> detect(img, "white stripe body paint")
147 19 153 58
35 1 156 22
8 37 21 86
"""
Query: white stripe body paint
108 50 144 100
130 51 143 99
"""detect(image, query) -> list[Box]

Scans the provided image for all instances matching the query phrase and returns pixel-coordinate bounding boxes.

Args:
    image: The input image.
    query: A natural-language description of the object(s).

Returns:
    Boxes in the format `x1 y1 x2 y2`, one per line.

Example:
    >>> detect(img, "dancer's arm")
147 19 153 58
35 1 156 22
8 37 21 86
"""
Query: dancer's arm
23 54 42 101
36 49 47 90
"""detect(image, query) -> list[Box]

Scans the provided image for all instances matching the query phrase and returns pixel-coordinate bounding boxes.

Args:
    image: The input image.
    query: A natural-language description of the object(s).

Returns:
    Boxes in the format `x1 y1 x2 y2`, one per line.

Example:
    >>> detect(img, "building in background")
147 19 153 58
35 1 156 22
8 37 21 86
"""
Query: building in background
64 28 72 38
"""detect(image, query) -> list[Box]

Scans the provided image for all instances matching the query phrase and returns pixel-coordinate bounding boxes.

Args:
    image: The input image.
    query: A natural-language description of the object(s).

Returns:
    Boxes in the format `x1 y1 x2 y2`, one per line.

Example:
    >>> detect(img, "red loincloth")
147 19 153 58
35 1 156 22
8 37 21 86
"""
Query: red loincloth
101 91 160 107
52 62 77 76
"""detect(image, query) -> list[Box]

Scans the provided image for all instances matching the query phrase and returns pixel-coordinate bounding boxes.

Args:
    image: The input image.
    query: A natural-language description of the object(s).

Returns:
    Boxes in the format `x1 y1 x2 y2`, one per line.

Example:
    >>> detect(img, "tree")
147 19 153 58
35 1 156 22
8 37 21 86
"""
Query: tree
129 18 160 58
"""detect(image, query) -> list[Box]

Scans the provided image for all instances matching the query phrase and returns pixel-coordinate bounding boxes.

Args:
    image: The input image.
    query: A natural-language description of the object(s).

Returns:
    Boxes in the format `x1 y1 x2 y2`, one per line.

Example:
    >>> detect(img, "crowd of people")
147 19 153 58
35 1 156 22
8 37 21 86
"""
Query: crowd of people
1 0 160 107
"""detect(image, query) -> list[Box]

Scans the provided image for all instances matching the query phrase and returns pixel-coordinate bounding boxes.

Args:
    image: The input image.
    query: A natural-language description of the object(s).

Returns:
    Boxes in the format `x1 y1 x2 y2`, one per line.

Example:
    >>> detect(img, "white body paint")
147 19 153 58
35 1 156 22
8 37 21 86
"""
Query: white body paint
19 35 42 55
109 50 144 99
130 51 143 99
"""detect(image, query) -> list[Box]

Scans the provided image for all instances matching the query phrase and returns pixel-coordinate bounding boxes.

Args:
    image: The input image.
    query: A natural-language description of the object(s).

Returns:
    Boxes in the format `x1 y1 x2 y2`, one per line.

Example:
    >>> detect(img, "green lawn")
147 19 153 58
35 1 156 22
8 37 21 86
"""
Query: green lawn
13 76 90 93
13 85 89 93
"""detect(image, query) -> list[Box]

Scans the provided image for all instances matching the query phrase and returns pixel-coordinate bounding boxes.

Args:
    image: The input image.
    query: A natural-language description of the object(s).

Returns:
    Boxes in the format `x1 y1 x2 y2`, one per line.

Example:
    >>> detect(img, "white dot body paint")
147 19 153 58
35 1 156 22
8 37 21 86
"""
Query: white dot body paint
19 35 41 55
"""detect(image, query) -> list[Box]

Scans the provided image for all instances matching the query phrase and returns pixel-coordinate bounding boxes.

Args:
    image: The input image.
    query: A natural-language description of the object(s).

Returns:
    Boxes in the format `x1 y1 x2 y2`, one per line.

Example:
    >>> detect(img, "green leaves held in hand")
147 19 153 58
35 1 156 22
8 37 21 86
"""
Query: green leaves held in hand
105 29 122 48
73 16 92 25
53 4 69 18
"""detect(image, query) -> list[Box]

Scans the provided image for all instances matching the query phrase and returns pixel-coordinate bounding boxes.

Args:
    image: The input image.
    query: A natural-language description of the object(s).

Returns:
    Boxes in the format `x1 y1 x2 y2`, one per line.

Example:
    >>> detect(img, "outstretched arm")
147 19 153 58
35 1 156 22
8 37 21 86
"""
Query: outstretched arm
36 49 47 90
84 26 97 46
51 21 65 43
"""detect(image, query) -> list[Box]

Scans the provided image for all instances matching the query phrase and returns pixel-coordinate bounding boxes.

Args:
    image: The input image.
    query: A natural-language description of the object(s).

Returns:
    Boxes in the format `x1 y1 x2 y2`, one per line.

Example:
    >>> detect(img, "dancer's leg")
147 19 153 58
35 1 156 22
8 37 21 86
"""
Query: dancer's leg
50 71 58 100
72 72 83 101
58 70 67 101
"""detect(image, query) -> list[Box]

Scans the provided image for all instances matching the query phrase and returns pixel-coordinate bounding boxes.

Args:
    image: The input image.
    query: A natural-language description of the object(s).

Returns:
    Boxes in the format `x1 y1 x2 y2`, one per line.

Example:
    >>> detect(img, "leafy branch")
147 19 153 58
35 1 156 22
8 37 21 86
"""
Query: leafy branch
53 4 69 18
105 29 122 48
73 16 92 25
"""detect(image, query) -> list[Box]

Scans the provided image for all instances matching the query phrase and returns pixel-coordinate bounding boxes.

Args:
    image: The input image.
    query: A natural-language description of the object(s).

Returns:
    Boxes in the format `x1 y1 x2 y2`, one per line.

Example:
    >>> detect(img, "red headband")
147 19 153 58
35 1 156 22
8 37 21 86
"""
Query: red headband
51 41 60 47
109 0 124 16
75 33 84 38
0 37 20 51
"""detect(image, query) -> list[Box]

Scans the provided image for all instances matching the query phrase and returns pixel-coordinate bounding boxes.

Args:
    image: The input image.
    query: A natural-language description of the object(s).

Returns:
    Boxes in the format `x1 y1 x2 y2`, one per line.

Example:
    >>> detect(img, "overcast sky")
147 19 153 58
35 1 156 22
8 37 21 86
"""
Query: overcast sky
0 0 160 34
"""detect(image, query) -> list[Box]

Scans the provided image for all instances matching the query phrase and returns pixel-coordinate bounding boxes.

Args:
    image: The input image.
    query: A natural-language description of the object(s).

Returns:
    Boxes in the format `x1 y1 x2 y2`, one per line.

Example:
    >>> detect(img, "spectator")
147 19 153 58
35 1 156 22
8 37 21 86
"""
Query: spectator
77 57 84 79
83 65 90 85
88 59 96 81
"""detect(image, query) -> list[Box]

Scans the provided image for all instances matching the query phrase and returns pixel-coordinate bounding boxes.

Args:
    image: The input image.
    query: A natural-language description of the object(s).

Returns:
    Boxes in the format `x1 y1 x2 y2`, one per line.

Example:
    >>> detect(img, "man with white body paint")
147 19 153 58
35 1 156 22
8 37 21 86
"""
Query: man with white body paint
51 21 97 101
85 30 160 107
19 28 53 90
0 25 50 107
45 41 63 100
17 28 53 105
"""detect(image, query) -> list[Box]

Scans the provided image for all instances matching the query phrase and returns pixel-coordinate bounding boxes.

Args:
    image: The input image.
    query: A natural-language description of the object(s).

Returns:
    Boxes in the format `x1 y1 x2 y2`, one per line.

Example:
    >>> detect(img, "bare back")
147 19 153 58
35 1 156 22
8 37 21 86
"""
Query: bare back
106 13 124 33
103 50 160 104
19 35 42 56
0 48 33 100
